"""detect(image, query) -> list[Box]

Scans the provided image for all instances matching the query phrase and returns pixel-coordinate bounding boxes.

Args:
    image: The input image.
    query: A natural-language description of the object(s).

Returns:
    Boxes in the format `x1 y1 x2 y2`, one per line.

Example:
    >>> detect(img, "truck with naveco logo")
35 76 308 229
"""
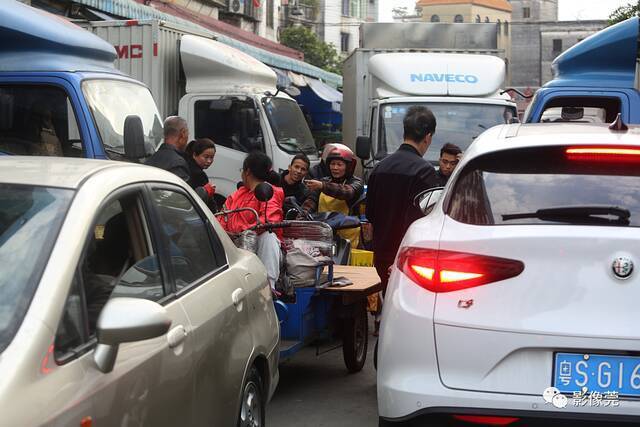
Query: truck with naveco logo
343 22 517 174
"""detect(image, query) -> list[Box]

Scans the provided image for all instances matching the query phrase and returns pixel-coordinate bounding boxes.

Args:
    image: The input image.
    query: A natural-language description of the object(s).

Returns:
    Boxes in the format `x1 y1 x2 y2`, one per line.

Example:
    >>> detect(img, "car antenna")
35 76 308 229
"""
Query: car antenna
609 113 628 132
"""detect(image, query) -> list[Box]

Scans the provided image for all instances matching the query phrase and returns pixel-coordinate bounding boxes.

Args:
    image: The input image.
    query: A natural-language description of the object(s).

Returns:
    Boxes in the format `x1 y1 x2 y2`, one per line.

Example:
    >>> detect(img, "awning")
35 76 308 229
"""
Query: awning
305 77 342 112
70 0 342 87
271 68 292 88
288 71 308 87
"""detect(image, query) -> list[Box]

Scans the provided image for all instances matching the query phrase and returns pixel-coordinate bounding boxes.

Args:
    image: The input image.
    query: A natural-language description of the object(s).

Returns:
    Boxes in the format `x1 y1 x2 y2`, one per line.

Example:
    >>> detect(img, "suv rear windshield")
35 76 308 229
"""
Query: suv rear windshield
0 184 73 353
447 146 640 226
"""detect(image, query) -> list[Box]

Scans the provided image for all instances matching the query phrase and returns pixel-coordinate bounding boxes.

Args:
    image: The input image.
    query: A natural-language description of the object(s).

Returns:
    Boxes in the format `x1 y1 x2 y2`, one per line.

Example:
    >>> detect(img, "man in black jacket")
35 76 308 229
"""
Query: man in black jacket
146 116 190 183
366 106 439 295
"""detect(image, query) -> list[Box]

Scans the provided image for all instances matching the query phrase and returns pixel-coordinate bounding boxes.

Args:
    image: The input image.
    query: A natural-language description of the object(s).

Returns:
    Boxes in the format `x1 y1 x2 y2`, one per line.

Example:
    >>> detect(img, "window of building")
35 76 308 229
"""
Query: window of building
431 14 440 22
476 14 481 23
523 7 531 18
484 16 490 23
454 14 464 23
553 39 563 53
504 21 509 35
267 0 274 28
341 32 350 53
342 0 349 16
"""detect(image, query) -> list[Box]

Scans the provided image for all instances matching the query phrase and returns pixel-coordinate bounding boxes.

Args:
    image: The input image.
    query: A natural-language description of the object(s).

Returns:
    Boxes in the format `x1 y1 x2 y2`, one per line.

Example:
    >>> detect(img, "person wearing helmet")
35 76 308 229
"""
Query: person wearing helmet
308 142 351 180
302 145 364 248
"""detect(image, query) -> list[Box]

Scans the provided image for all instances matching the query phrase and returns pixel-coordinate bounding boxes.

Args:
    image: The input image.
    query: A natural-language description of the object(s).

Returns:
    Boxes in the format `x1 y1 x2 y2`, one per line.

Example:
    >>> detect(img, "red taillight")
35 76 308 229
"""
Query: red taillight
397 247 524 293
452 415 520 426
566 146 640 162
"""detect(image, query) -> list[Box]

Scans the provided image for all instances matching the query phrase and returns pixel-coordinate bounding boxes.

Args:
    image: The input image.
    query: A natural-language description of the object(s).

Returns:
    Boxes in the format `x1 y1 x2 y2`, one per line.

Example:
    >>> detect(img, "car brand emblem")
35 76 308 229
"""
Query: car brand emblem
612 256 634 280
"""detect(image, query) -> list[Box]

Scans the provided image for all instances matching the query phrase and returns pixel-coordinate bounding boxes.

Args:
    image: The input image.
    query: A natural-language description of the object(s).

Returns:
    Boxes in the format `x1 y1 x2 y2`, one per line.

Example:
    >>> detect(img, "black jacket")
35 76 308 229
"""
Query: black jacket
302 174 364 214
145 144 190 183
435 169 450 187
365 144 439 259
280 171 308 206
186 157 209 190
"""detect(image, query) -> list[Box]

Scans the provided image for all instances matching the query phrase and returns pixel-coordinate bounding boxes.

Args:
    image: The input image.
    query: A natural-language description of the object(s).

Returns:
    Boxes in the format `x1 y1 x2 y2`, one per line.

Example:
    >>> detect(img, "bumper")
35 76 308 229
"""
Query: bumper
266 340 279 402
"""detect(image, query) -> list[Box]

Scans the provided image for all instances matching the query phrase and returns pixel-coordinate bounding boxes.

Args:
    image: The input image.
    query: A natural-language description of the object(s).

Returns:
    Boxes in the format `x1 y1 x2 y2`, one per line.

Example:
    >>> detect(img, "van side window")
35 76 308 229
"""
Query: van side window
0 85 83 157
194 97 262 153
540 97 621 123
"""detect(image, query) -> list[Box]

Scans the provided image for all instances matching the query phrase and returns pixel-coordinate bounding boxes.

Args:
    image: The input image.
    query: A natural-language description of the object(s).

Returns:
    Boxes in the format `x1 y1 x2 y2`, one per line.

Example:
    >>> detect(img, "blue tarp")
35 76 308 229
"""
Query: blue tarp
295 78 342 132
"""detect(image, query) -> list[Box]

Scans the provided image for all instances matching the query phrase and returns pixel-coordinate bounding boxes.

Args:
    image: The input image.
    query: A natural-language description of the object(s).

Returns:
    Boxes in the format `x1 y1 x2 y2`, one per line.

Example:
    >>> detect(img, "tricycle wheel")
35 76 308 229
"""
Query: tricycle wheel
342 302 368 373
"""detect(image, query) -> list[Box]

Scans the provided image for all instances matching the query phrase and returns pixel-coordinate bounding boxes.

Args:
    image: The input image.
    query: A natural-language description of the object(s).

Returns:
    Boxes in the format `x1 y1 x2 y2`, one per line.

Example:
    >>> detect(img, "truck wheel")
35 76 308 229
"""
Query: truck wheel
237 366 265 427
343 303 368 373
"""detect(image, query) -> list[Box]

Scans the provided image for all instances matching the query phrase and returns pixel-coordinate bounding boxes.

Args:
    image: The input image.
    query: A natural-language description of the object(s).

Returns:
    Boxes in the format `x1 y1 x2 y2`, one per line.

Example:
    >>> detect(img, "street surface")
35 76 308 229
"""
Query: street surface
268 320 378 427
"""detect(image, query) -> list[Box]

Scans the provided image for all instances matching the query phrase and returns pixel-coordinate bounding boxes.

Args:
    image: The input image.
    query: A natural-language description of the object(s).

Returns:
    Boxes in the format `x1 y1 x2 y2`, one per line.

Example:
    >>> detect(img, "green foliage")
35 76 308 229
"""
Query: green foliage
280 26 342 75
608 2 639 26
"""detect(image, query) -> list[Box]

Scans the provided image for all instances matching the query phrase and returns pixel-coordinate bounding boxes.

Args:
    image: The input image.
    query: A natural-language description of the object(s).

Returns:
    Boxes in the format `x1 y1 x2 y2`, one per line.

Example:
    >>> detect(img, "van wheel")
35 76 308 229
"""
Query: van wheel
238 366 265 427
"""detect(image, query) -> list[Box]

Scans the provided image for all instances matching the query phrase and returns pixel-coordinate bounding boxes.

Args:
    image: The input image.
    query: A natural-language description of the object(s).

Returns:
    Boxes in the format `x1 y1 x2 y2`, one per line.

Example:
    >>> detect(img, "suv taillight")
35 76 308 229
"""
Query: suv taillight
397 247 524 293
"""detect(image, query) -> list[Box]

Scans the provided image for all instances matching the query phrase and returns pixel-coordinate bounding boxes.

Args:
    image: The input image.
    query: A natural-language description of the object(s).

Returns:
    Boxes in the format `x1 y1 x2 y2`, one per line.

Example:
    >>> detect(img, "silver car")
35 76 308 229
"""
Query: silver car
0 157 279 426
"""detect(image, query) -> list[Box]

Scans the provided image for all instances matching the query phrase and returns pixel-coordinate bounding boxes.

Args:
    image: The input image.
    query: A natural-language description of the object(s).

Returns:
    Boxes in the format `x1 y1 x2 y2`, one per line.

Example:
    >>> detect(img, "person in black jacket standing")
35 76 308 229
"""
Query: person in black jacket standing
366 106 439 296
146 116 191 183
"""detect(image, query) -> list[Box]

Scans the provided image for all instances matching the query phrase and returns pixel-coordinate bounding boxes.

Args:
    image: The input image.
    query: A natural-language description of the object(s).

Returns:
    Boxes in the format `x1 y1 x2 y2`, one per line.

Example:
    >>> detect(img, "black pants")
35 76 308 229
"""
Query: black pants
374 254 395 297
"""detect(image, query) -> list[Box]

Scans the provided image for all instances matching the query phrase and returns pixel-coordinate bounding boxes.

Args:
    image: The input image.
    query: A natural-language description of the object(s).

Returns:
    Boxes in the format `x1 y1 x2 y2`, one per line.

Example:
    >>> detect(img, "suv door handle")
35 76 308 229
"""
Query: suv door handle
167 325 188 348
232 288 246 307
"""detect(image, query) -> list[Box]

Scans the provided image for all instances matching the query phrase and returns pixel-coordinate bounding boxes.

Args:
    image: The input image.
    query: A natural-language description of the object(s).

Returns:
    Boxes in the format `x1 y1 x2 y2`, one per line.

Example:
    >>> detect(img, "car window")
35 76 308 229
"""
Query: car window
0 85 84 157
54 191 165 361
539 97 620 123
151 189 223 290
0 184 73 354
447 146 640 227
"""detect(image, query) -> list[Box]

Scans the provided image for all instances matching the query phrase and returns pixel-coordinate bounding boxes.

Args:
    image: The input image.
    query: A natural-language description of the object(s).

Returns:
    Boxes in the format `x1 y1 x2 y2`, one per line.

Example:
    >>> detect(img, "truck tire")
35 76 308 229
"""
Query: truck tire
343 303 368 373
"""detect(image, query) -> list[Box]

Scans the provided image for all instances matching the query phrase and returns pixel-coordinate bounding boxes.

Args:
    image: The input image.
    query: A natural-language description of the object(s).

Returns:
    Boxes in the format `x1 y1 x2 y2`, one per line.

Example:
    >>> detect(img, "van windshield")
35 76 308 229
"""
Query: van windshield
83 79 164 160
0 184 73 353
262 97 317 155
378 102 517 164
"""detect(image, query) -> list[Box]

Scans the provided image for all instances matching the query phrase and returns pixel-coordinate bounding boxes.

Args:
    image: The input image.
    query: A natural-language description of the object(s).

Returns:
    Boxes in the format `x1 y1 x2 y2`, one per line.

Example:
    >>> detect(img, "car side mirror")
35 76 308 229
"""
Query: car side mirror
355 136 371 160
255 182 274 202
414 187 444 216
93 298 171 374
123 115 146 162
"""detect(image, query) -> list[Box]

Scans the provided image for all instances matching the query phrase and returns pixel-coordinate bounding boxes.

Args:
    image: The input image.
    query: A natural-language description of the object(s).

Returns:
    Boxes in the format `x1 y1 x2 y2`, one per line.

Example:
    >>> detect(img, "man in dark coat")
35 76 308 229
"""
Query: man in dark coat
145 116 190 183
366 106 439 295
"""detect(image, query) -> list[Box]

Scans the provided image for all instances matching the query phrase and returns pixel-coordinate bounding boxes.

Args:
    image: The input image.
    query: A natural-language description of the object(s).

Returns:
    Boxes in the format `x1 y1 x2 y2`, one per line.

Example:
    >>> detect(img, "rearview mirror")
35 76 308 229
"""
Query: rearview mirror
255 182 274 202
355 136 371 160
94 298 171 373
414 187 444 216
561 106 584 121
123 115 146 162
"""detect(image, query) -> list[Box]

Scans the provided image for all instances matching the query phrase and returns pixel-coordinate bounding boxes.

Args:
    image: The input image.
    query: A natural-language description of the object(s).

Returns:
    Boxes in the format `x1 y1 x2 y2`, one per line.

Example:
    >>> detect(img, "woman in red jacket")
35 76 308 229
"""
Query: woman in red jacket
218 152 284 288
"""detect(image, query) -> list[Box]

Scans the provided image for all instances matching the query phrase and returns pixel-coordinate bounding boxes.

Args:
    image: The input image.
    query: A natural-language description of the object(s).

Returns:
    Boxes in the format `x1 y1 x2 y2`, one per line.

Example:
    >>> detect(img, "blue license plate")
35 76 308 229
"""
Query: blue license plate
554 352 640 397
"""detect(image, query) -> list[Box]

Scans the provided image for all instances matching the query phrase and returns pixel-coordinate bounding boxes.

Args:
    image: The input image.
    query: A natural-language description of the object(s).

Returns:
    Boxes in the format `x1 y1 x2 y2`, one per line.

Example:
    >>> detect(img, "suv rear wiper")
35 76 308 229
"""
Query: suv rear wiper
502 206 631 226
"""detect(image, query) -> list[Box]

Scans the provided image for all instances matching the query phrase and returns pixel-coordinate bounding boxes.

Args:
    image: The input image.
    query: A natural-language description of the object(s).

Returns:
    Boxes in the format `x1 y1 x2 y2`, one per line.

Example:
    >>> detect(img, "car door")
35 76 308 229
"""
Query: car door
146 184 253 426
51 187 195 426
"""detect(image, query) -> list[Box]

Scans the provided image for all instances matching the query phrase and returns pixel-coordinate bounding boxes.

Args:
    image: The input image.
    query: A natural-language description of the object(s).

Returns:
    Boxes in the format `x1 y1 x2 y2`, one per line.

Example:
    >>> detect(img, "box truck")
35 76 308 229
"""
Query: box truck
82 19 319 201
343 23 517 173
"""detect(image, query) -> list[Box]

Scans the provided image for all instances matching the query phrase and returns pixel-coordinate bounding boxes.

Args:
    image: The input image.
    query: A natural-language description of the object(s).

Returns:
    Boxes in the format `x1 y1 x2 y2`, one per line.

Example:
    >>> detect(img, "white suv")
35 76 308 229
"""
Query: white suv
378 123 640 426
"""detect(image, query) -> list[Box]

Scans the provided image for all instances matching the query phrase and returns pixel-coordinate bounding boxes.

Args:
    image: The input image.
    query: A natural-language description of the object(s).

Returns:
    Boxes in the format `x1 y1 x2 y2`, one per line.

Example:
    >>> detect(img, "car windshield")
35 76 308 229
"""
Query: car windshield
447 146 640 226
378 102 517 164
82 79 164 160
262 97 317 155
0 184 73 353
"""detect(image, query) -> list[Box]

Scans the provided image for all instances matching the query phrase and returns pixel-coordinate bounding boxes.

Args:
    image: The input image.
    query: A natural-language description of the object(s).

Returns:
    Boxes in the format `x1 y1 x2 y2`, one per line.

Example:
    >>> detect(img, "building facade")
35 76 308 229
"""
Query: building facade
510 0 606 88
317 0 376 56
416 0 512 24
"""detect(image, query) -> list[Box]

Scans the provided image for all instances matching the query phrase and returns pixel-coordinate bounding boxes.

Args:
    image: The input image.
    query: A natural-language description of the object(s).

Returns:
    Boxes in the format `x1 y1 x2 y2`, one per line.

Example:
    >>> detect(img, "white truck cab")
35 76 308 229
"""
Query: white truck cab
178 35 317 198
343 23 517 172
81 20 319 200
